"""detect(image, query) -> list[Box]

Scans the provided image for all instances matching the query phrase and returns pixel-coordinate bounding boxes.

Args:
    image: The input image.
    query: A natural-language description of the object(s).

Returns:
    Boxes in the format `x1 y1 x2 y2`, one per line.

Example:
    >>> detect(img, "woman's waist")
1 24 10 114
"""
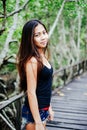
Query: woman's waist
22 104 49 112
40 106 49 111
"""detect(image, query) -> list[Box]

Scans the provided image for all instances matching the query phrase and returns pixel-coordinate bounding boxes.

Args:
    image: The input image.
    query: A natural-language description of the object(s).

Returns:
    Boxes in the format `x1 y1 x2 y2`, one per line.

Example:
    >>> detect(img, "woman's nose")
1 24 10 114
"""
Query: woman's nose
41 34 45 40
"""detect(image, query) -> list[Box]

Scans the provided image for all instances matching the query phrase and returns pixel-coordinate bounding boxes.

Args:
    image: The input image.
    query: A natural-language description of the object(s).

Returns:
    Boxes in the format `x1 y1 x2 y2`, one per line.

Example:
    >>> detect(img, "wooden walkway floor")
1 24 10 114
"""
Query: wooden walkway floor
47 72 87 130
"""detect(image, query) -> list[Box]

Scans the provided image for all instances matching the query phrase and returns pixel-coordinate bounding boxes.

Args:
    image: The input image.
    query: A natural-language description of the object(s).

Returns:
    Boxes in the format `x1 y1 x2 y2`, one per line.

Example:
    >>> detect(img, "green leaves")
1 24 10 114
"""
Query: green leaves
0 0 87 74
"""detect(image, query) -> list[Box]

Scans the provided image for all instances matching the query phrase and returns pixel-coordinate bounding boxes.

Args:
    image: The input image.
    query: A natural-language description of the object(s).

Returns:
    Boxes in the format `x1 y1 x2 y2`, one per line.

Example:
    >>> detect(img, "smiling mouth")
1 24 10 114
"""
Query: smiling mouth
41 41 47 45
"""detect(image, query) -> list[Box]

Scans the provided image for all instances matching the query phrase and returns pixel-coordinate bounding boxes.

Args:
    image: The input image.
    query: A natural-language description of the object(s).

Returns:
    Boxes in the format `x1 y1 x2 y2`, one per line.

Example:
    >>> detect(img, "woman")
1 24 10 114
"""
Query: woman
17 19 54 130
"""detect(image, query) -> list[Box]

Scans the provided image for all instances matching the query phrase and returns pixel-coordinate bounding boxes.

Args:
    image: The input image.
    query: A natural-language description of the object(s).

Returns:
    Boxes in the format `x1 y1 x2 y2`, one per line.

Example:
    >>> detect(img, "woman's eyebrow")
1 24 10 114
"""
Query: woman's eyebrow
34 32 40 34
35 29 46 33
33 32 40 36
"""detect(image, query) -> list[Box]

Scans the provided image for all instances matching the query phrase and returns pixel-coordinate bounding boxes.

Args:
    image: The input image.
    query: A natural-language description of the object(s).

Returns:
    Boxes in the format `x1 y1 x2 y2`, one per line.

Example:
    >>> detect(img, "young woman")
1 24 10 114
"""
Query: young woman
17 19 54 130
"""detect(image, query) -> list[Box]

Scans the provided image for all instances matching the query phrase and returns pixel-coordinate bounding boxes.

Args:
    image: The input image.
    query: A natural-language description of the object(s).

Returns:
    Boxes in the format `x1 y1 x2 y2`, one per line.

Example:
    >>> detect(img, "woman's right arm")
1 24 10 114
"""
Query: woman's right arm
25 57 44 130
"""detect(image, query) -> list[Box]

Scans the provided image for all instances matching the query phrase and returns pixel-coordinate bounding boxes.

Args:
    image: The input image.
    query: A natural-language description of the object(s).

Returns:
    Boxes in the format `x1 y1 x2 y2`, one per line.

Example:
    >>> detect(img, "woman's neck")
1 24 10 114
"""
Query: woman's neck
38 48 45 57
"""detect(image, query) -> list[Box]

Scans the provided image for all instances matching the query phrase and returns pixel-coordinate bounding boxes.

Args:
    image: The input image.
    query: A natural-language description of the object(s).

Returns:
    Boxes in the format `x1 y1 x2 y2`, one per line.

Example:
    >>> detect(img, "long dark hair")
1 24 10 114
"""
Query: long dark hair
17 19 48 92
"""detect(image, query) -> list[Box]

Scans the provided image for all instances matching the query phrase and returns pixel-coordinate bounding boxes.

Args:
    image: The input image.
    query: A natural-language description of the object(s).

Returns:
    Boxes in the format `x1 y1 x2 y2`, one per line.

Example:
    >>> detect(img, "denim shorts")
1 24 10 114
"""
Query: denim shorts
21 105 49 130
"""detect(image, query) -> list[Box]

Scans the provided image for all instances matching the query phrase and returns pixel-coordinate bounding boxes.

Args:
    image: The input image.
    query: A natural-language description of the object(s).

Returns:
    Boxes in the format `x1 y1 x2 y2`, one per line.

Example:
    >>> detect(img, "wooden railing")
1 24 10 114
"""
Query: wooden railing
0 92 24 130
0 59 87 130
53 59 87 88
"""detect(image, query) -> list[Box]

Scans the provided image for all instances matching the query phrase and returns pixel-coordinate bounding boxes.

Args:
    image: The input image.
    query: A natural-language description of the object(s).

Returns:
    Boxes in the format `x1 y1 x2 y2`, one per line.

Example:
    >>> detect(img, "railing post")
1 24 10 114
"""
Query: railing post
86 60 87 70
15 99 22 130
82 61 85 72
72 65 74 79
78 63 80 75
64 69 66 85
84 60 86 71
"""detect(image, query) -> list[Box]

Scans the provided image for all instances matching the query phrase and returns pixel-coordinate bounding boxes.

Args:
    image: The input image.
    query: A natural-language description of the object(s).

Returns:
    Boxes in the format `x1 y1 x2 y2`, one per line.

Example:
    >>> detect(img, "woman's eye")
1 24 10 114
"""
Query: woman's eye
34 34 39 37
35 35 38 37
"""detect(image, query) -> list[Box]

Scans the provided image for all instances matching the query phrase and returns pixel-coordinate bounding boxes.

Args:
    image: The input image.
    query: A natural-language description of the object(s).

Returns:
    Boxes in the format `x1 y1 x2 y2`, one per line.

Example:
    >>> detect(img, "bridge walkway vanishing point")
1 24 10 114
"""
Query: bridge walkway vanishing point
47 72 87 130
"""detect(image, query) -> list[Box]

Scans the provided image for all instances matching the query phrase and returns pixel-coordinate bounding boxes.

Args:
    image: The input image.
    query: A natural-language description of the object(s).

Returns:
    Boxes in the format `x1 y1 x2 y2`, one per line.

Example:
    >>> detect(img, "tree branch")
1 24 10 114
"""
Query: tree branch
0 0 19 67
7 0 29 18
49 0 66 38
0 0 30 18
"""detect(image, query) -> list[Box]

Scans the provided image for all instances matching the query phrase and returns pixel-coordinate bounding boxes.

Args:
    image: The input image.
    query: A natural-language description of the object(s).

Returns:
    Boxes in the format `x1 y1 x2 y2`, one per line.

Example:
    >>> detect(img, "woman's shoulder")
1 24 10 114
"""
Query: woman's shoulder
25 57 38 72
29 57 37 63
26 57 37 66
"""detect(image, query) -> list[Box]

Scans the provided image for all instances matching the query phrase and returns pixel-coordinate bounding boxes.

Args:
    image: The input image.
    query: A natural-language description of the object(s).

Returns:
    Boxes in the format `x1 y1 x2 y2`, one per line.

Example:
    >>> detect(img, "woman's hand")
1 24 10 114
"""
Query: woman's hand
35 123 45 130
48 106 54 121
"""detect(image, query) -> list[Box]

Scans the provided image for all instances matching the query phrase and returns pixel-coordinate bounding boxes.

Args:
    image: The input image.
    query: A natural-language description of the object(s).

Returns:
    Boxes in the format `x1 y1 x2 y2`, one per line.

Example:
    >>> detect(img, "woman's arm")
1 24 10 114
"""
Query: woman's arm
25 57 42 124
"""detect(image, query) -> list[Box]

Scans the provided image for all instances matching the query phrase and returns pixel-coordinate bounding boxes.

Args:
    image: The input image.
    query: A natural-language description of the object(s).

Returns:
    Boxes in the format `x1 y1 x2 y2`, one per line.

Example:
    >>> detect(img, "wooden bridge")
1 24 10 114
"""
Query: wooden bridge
47 72 87 130
0 59 87 130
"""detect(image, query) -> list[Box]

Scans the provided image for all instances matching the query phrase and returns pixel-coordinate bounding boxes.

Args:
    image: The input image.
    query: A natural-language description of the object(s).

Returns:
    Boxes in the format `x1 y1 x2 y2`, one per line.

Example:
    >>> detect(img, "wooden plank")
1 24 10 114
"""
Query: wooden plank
51 118 87 125
52 94 87 101
47 121 87 130
47 126 68 130
54 111 87 120
51 100 87 108
53 108 87 114
48 73 87 130
47 123 87 130
52 103 87 112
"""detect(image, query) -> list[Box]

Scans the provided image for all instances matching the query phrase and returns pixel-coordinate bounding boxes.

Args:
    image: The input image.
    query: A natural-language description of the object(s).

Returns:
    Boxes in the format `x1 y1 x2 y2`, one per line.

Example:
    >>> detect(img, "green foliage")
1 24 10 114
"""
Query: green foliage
0 0 87 87
9 42 19 55
77 0 87 8
6 0 16 13
0 64 16 74
0 30 8 51
6 64 16 72
0 1 3 12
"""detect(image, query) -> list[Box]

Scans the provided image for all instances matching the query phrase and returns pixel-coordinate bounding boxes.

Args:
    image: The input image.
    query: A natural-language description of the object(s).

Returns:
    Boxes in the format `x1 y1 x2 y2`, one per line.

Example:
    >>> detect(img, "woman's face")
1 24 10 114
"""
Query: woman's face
33 24 48 49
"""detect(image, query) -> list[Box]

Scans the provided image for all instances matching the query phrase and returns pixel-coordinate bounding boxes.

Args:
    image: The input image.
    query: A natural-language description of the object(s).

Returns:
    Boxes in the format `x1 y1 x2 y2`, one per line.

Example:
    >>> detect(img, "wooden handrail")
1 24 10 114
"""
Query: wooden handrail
0 92 24 111
52 59 87 88
53 59 87 76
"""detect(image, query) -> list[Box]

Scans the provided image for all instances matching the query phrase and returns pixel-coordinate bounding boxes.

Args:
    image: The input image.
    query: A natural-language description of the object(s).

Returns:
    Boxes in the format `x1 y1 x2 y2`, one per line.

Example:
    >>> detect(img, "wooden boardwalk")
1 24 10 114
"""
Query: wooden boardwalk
47 72 87 130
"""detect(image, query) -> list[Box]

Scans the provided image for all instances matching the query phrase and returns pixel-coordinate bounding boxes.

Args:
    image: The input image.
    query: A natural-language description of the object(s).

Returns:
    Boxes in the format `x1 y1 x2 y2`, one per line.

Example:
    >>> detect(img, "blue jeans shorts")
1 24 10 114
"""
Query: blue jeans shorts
21 105 49 130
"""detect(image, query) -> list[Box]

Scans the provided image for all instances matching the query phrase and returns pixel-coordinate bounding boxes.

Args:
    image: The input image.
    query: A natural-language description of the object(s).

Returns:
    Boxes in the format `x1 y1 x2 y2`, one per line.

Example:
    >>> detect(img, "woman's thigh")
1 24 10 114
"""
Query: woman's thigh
26 122 46 130
26 123 35 130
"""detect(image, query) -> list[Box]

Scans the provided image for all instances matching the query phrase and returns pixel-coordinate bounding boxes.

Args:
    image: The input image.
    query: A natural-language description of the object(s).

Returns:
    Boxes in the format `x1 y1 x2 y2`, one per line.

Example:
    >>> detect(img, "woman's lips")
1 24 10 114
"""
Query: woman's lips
40 41 47 45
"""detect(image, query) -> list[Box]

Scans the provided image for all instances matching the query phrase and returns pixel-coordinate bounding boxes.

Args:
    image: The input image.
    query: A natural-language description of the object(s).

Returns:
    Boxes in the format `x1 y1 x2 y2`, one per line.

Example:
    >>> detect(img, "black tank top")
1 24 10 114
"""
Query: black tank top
24 65 53 110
